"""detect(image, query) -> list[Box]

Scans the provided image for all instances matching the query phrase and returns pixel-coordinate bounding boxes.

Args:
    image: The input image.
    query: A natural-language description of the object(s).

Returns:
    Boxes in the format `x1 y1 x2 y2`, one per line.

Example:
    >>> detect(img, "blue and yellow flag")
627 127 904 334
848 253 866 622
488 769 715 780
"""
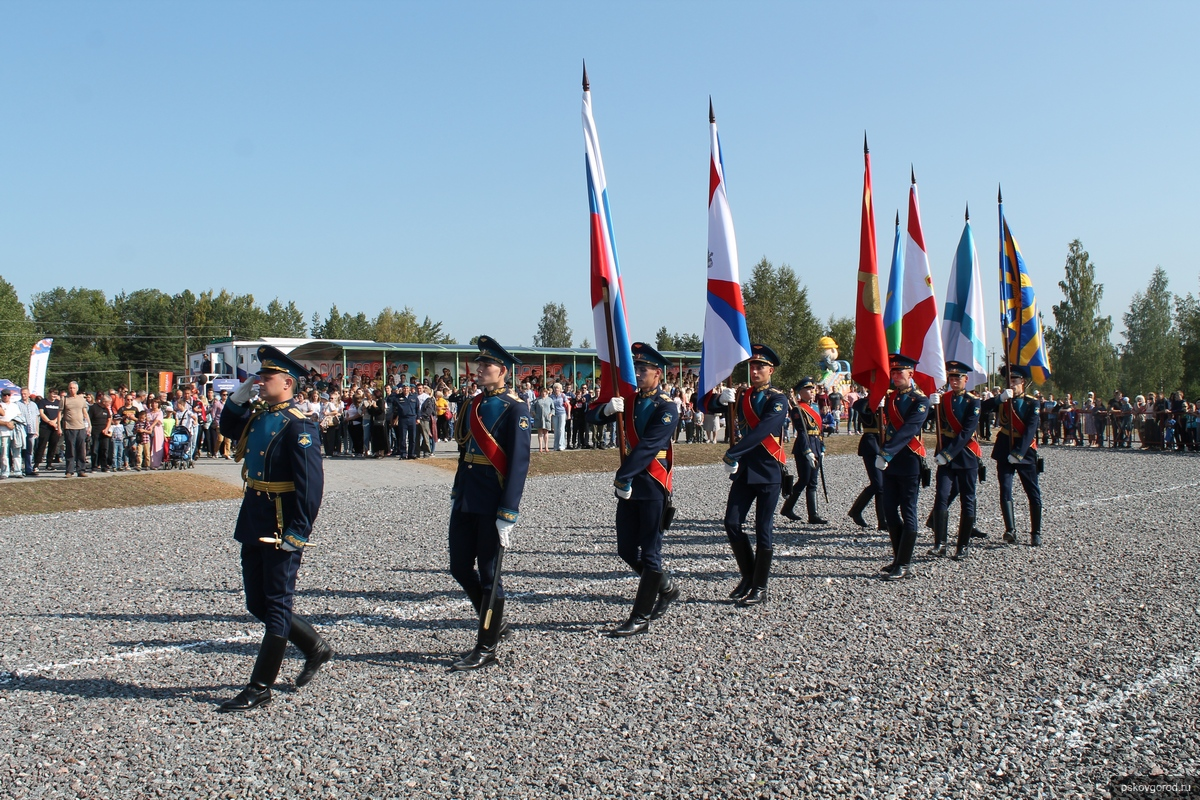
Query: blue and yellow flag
998 196 1052 384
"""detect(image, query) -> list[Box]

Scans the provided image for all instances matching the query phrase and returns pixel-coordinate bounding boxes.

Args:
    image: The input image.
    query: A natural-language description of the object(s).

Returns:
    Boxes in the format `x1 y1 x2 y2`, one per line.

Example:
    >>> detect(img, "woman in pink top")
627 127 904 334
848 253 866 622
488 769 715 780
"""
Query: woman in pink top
145 397 165 469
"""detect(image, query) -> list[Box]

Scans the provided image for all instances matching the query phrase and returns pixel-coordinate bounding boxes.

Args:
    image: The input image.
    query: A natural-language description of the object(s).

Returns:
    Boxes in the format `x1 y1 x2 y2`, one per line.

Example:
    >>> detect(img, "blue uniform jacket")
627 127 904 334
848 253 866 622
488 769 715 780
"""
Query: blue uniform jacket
852 398 883 458
587 387 677 499
220 398 324 546
981 393 1040 465
395 394 418 419
936 390 981 471
451 389 532 523
880 387 929 477
788 401 824 459
706 387 788 485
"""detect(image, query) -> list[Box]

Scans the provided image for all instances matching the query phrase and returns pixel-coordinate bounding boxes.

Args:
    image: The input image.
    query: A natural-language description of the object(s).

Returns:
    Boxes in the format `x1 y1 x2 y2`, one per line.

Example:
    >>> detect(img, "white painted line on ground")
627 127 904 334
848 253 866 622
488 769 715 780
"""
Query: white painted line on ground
0 633 257 684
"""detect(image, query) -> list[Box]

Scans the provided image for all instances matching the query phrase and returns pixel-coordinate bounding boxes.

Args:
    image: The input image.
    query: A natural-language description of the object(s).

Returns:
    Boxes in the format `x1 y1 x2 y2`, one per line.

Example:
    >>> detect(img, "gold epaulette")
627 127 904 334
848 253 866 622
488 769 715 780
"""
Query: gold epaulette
289 407 307 419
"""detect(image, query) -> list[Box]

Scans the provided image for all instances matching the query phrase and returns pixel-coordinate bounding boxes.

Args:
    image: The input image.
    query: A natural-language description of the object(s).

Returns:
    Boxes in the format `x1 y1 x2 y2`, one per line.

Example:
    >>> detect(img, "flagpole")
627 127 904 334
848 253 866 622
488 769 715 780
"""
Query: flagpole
600 280 627 463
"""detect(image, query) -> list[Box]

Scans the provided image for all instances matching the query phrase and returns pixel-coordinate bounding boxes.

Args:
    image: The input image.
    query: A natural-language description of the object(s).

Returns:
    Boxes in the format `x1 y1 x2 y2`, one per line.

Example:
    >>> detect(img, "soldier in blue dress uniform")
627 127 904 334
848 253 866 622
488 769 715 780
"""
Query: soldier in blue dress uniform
448 336 532 671
980 364 1042 546
704 344 788 606
217 345 330 712
930 360 982 560
779 376 827 524
587 342 679 637
876 354 930 581
847 392 886 531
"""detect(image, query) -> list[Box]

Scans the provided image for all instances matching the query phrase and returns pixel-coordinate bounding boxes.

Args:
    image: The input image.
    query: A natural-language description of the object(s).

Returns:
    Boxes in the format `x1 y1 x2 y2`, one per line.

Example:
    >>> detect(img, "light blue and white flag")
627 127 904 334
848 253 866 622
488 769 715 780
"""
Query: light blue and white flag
941 210 987 387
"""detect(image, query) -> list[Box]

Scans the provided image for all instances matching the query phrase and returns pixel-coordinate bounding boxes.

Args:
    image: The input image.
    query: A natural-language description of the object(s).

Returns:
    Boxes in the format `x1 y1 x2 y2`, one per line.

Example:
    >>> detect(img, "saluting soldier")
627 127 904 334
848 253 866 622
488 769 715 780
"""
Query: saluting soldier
847 391 886 531
217 345 330 713
587 342 679 637
780 376 827 524
705 344 788 606
448 336 531 670
876 354 930 580
980 364 1042 545
930 361 982 560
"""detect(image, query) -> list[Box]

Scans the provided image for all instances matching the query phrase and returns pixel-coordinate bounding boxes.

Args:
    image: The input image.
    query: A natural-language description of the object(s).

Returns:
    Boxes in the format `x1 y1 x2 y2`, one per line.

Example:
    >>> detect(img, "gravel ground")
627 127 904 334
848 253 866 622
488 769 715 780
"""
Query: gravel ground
1 446 1197 798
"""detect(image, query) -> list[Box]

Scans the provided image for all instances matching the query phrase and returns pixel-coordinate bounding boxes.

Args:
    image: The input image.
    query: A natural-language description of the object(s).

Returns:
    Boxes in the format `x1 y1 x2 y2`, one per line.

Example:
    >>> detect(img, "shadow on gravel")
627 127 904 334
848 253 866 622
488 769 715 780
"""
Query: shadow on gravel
4 676 230 704
336 649 458 669
29 612 249 624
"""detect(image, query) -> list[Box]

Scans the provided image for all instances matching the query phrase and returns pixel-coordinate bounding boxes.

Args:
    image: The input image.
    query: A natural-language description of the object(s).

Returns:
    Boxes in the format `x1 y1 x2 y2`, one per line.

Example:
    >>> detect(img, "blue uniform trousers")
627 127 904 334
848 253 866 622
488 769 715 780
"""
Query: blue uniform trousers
397 419 417 458
615 497 665 573
861 456 882 496
241 544 303 638
934 467 977 519
997 460 1041 507
882 473 920 533
724 479 781 552
448 509 505 600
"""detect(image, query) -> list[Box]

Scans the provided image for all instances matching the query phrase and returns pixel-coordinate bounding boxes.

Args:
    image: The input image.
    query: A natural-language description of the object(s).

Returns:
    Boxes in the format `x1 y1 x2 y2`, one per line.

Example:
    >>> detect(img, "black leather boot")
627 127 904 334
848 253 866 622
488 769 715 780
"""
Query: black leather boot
927 509 948 556
613 570 661 637
805 489 828 524
1029 502 1042 547
727 537 756 599
219 633 288 713
847 487 873 528
875 499 887 531
887 528 918 580
452 598 505 671
952 512 974 560
1001 500 1017 544
650 570 680 620
462 586 510 652
881 522 900 573
739 548 773 606
779 484 804 521
288 615 333 689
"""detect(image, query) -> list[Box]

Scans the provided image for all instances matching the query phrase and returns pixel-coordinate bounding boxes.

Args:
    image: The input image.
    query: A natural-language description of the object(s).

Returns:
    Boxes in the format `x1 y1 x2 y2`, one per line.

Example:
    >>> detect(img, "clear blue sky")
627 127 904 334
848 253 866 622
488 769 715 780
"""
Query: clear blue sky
2 1 1197 357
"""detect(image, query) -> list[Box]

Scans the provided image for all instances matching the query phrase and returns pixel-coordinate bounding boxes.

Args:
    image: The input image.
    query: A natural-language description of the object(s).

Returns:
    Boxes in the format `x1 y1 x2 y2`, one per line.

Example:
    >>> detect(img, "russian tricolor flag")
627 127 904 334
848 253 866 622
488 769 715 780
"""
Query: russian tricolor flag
582 66 635 400
699 100 751 399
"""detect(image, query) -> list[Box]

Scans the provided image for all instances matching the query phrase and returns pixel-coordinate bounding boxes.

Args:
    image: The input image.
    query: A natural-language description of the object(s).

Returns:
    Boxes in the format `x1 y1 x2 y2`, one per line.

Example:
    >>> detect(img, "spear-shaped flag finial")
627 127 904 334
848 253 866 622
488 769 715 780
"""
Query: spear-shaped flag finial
997 184 1003 204
895 210 900 227
965 202 970 221
910 165 916 185
864 131 869 155
709 96 714 124
582 60 589 92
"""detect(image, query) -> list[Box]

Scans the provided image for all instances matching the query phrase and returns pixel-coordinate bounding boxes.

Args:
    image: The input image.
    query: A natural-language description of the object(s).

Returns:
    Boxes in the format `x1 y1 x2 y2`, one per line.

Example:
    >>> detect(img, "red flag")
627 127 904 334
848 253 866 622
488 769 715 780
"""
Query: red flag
852 136 889 402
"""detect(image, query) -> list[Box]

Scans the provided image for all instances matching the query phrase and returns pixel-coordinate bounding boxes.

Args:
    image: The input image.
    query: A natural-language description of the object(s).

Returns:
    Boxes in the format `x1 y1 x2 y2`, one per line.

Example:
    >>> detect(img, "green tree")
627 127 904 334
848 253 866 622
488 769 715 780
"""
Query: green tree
31 287 122 389
826 314 855 368
655 326 673 351
0 277 37 381
1120 266 1181 396
264 299 308 337
532 302 572 348
742 257 821 389
112 289 181 379
1176 283 1200 400
1043 240 1118 397
653 328 700 351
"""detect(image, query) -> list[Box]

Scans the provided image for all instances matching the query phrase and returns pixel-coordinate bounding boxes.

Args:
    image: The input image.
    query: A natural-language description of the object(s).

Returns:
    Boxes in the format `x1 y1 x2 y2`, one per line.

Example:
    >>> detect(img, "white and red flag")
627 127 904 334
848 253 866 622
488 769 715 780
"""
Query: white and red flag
900 169 946 394
582 64 635 399
699 99 751 399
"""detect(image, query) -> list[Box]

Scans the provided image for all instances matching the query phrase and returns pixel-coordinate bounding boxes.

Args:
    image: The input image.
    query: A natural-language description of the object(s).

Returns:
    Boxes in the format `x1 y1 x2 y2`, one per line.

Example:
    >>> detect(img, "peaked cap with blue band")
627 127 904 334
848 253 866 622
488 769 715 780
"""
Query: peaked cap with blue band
746 343 781 367
888 353 919 370
630 341 669 370
474 335 522 369
256 345 308 382
945 360 972 376
793 375 817 392
1000 364 1031 381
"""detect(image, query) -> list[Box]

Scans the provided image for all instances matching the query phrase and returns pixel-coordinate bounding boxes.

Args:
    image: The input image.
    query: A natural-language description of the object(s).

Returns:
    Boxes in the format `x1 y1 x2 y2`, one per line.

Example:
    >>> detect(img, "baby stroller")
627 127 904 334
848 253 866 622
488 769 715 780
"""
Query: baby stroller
169 429 195 469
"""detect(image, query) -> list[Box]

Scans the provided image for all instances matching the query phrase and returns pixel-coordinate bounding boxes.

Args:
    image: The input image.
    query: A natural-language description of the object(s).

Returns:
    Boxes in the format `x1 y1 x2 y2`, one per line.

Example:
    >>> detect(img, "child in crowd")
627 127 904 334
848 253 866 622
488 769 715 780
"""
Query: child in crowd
134 409 152 471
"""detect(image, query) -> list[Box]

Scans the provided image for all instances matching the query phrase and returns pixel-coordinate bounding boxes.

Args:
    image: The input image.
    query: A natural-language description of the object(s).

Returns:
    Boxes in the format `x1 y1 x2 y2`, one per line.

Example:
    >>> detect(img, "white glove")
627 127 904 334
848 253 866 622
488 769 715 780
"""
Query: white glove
719 387 736 406
999 389 1013 402
935 452 949 466
875 455 888 471
496 519 514 549
614 483 632 500
929 393 941 406
806 452 818 469
230 378 258 404
723 460 738 475
604 396 625 415
876 394 887 409
1007 453 1021 465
